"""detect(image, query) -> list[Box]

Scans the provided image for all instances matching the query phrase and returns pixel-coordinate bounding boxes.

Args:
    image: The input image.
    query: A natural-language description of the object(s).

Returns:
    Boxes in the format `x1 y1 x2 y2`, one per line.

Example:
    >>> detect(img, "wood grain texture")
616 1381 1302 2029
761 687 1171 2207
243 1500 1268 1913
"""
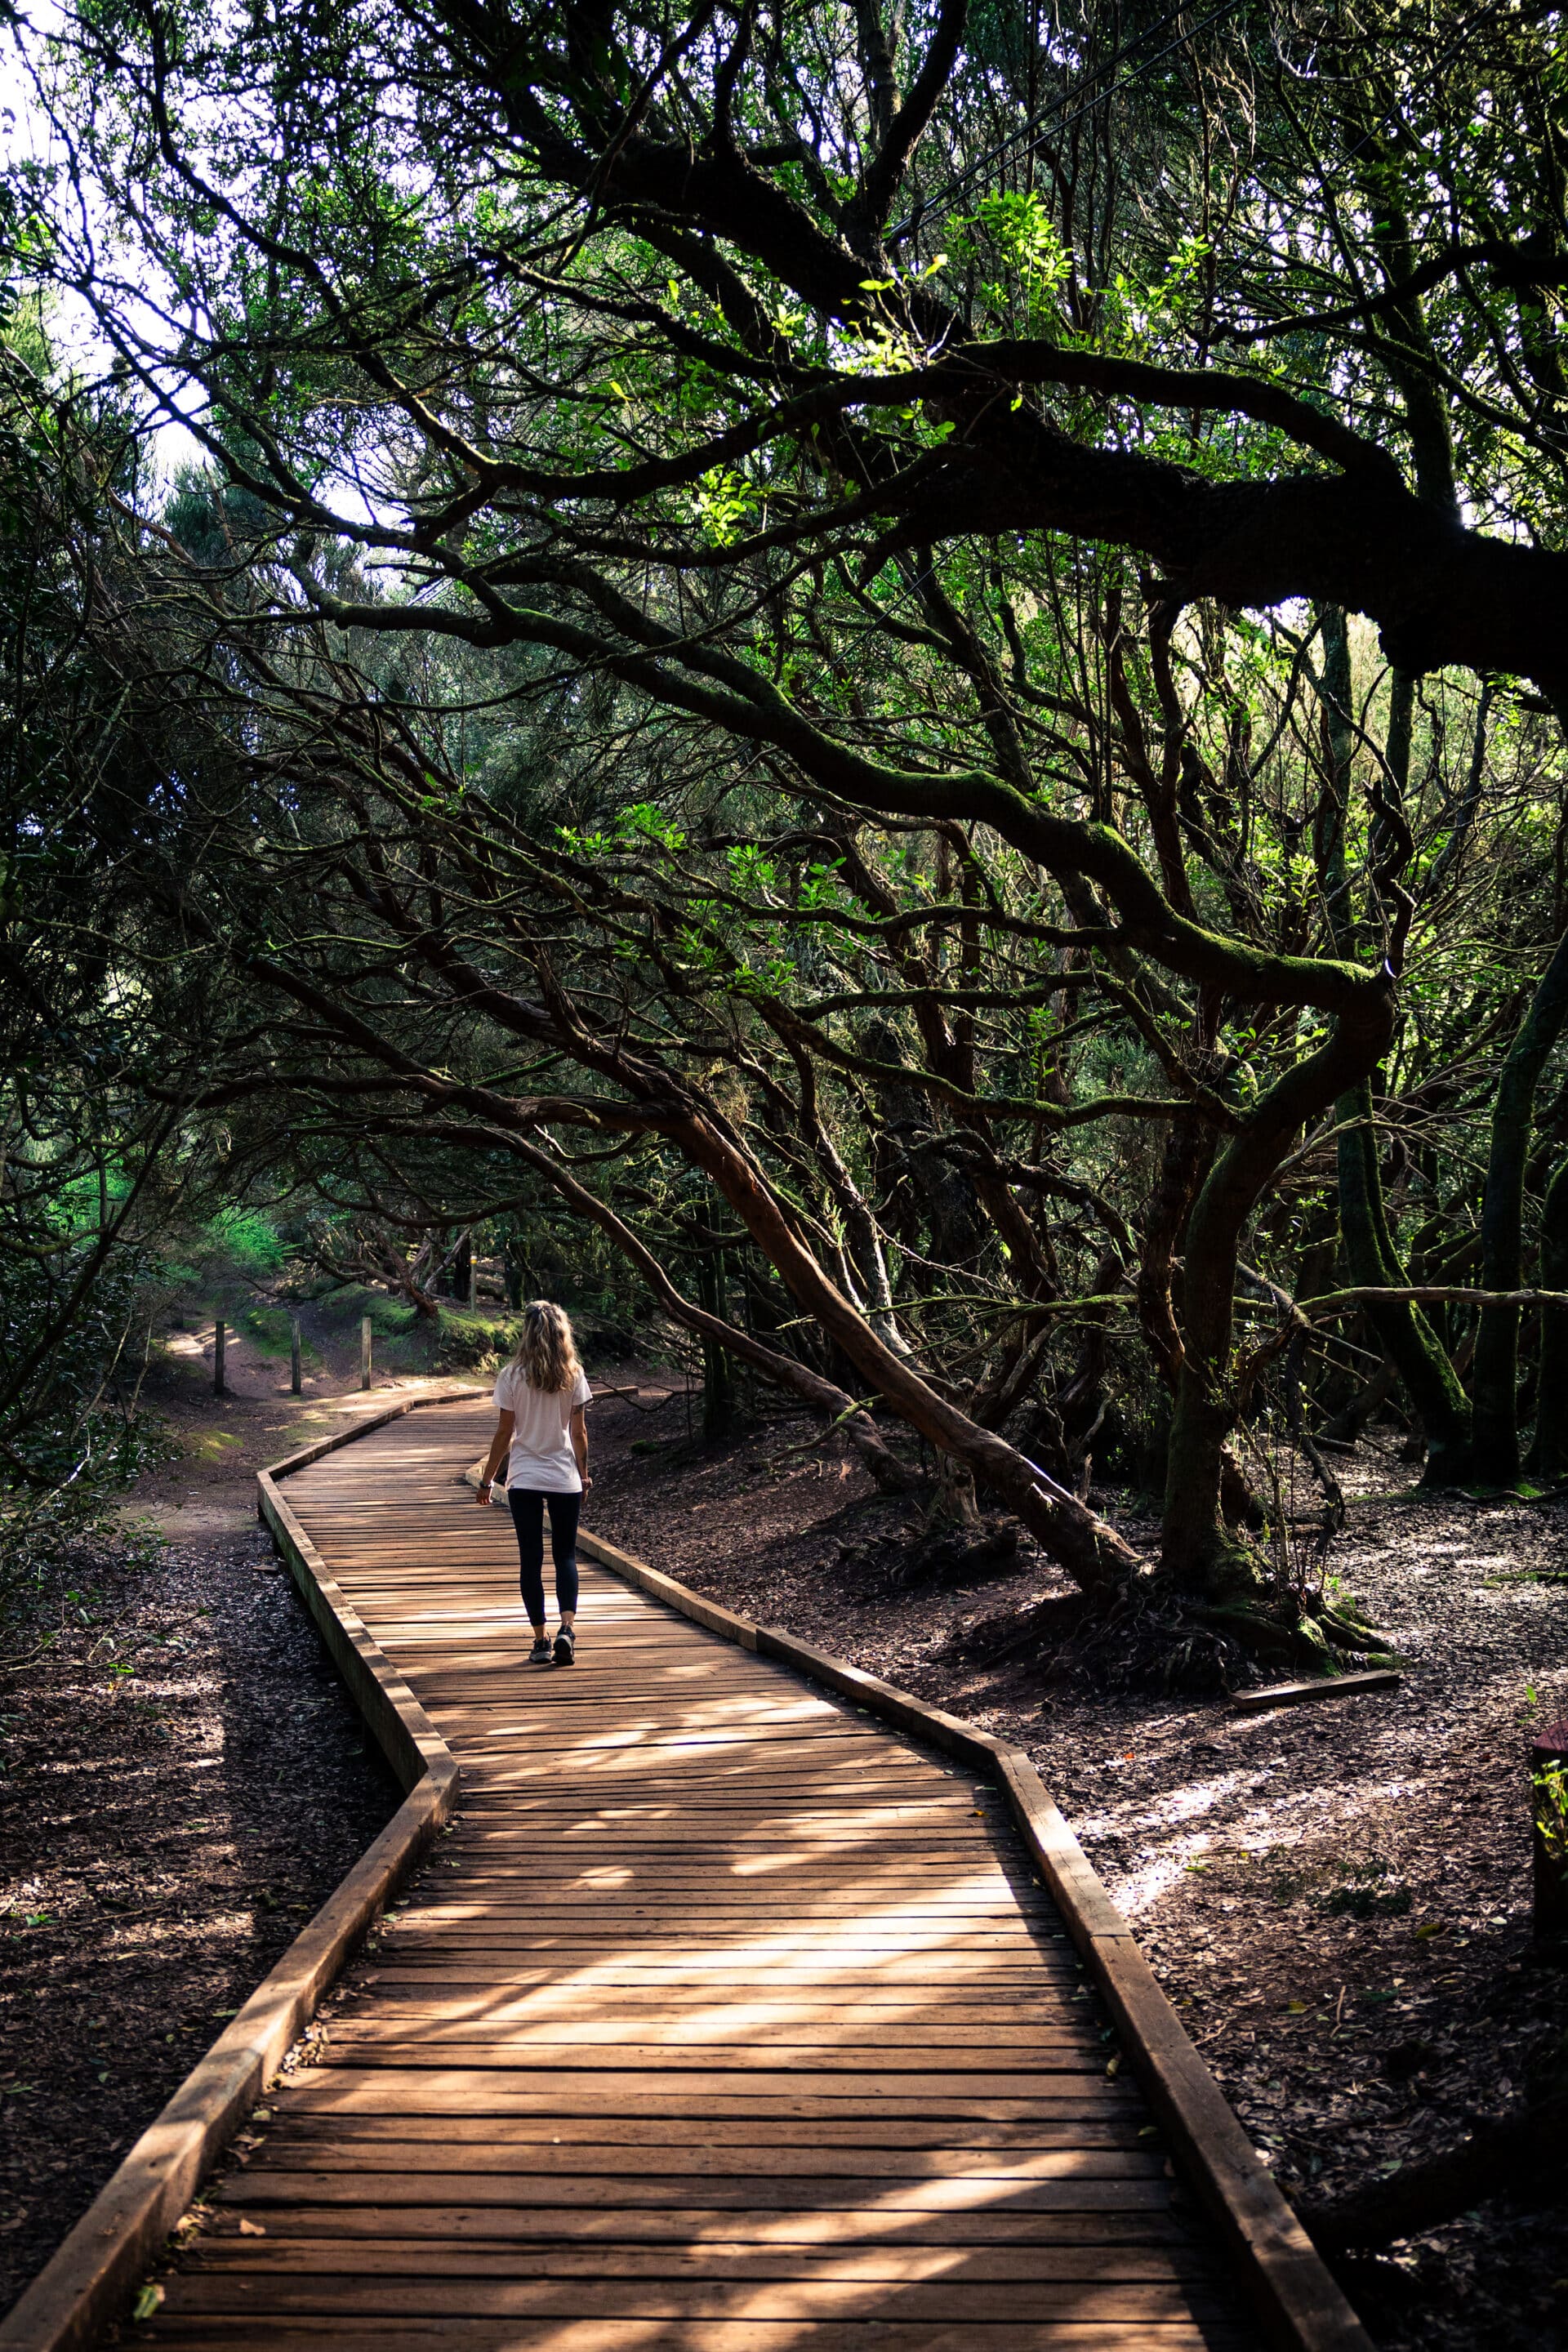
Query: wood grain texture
1228 1673 1401 1716
45 1397 1367 2352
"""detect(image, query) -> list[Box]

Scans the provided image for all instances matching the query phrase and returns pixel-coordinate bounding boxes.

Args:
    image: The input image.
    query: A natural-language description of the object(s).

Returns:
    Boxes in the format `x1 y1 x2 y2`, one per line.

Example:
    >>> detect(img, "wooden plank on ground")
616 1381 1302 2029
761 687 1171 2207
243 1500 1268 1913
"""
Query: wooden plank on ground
1229 1671 1401 1714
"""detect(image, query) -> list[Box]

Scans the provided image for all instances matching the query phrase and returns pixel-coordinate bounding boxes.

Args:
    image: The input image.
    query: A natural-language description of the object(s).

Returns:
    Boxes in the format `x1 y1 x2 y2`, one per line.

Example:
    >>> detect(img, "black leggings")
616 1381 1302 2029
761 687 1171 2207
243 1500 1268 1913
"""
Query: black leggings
508 1488 581 1627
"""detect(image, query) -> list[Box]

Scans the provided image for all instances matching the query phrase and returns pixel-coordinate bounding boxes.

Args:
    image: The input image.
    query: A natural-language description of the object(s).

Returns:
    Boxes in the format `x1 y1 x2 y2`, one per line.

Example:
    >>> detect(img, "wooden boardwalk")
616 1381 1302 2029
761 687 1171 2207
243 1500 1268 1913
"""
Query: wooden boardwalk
142 1401 1255 2350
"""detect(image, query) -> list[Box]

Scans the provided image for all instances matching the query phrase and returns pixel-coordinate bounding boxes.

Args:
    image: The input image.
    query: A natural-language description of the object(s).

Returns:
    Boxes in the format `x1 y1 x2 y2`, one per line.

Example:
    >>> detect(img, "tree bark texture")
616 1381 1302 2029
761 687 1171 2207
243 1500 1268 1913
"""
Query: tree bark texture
1163 991 1397 1593
1533 1154 1568 1481
1473 924 1568 1482
1335 1083 1472 1479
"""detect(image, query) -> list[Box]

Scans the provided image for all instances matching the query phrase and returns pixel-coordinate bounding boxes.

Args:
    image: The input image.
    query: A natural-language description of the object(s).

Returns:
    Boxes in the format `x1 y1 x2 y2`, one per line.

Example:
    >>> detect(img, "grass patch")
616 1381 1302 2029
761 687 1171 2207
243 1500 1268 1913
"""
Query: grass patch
293 1287 517 1374
430 1305 519 1370
307 1285 417 1339
236 1304 317 1361
189 1431 244 1462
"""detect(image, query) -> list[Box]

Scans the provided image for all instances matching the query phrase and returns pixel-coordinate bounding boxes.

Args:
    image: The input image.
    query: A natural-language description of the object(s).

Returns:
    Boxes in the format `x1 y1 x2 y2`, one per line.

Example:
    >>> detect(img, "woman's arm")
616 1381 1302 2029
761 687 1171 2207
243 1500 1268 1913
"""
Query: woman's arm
571 1403 592 1492
476 1409 514 1503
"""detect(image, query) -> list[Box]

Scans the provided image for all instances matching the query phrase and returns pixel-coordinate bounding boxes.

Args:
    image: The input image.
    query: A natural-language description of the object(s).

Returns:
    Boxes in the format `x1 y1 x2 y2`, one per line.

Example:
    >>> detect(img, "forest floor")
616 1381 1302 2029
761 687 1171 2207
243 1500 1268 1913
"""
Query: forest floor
585 1370 1568 2352
4 1320 1566 2345
0 1307 461 2311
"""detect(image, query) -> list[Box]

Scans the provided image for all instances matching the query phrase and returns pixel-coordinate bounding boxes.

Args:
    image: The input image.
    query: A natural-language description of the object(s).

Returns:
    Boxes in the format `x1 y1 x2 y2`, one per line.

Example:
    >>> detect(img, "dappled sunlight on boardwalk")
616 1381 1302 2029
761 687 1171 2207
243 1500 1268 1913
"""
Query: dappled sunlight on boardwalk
144 1402 1253 2350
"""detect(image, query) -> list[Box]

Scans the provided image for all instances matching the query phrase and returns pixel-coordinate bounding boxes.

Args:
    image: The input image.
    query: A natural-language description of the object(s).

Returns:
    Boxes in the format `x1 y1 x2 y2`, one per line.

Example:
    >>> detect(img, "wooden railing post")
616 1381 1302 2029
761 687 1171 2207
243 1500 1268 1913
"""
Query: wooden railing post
213 1320 226 1397
290 1315 302 1396
361 1316 372 1391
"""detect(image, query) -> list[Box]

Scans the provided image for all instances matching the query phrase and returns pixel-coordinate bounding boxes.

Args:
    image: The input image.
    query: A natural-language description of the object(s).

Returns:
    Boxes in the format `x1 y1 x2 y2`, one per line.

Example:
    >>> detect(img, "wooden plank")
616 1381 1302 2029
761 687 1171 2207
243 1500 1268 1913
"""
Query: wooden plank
339 1976 1081 1996
413 1860 1040 1878
350 1998 1084 2020
321 2024 1101 2053
180 2207 1190 2247
235 2116 1150 2147
307 2056 1112 2084
155 2274 1218 2320
379 1913 1067 1931
185 2242 1208 2280
355 1962 1078 1980
280 2085 1121 2123
232 2145 1162 2180
136 2320 1250 2350
212 2171 1174 2212
1229 1671 1401 1715
398 1878 1054 1897
383 1895 1060 1916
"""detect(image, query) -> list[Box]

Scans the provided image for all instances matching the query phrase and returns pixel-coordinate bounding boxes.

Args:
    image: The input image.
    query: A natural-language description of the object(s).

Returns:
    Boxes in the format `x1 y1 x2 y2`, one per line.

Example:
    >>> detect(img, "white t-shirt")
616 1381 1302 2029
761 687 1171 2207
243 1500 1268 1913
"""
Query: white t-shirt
493 1363 592 1492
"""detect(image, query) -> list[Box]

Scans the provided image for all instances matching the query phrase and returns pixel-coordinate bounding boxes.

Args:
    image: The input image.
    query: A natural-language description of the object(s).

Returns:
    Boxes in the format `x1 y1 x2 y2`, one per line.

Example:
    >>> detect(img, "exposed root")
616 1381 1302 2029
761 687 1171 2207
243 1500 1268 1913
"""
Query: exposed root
961 1570 1393 1693
835 1513 1026 1592
1297 2085 1568 2252
964 1578 1240 1694
1197 1581 1396 1682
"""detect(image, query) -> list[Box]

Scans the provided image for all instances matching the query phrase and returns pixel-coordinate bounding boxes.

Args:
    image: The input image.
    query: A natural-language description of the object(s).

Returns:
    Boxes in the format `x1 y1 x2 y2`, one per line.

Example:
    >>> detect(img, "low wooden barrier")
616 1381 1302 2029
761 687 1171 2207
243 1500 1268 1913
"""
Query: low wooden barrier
0 1390 483 2352
579 1526 1372 2352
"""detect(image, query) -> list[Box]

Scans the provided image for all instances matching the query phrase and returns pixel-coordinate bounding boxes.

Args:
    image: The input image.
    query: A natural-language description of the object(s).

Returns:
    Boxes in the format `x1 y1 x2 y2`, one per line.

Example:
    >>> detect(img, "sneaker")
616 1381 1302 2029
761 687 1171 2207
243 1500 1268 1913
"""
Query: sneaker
528 1633 553 1667
553 1624 576 1668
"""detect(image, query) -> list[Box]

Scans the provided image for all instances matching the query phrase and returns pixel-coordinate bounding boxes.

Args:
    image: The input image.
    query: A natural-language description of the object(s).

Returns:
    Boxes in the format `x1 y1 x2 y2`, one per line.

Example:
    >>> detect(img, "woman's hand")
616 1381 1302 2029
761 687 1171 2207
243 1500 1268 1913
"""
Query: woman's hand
482 1411 517 1505
478 1410 513 1505
581 1473 594 1493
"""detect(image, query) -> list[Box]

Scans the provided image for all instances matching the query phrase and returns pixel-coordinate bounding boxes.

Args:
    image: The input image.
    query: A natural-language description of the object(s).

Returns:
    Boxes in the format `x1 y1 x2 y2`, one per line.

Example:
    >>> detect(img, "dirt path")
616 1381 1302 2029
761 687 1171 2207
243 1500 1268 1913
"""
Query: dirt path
126 1311 470 1539
584 1374 1568 2351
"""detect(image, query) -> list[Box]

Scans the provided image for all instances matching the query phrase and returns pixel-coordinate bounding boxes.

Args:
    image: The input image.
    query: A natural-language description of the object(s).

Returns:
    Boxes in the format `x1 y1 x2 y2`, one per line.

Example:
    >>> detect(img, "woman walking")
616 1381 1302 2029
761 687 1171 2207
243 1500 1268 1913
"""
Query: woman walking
476 1300 593 1667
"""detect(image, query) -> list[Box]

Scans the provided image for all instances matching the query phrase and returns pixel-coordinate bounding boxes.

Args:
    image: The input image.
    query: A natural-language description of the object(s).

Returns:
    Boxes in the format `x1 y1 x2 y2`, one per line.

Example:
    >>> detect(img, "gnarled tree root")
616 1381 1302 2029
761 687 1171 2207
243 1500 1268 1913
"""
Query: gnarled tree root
964 1567 1395 1690
1197 1590 1395 1673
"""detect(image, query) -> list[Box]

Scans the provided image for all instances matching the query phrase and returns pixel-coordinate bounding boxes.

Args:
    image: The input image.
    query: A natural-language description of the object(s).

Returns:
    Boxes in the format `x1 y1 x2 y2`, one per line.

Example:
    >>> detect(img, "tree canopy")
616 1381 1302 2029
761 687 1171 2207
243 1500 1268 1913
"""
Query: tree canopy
7 0 1568 1663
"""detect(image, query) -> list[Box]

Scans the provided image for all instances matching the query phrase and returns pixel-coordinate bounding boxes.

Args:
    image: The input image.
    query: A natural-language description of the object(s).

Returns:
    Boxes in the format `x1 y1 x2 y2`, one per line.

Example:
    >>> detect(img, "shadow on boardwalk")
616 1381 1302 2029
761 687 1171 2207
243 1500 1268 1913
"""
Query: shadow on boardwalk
129 1402 1251 2349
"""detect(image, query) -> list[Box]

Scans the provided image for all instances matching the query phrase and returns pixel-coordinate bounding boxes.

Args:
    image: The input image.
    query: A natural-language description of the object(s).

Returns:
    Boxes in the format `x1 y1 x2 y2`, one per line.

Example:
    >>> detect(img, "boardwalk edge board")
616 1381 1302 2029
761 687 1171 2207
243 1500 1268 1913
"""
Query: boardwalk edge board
0 1391 483 2352
578 1526 1372 2352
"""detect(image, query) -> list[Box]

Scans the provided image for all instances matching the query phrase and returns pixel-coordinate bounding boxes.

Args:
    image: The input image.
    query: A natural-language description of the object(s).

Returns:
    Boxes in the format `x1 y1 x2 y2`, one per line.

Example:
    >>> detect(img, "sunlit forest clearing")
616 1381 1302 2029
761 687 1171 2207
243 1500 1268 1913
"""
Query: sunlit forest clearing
3 0 1568 2338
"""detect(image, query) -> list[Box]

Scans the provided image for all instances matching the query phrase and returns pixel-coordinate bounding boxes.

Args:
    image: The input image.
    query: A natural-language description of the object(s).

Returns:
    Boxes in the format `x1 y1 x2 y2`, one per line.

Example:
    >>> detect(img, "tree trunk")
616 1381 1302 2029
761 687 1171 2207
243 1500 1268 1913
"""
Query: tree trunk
924 1454 982 1534
669 1109 1142 1596
1163 992 1397 1597
1535 1154 1568 1479
695 1248 738 1441
1314 610 1468 1475
449 1230 473 1303
1315 604 1357 956
1472 924 1568 1482
1136 1113 1217 1391
1335 1081 1471 1478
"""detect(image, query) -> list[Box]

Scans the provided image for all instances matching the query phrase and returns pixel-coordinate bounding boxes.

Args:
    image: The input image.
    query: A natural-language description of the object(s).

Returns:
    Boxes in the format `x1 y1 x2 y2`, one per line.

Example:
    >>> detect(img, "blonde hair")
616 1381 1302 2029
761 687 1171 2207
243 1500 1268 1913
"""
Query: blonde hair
511 1299 581 1394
